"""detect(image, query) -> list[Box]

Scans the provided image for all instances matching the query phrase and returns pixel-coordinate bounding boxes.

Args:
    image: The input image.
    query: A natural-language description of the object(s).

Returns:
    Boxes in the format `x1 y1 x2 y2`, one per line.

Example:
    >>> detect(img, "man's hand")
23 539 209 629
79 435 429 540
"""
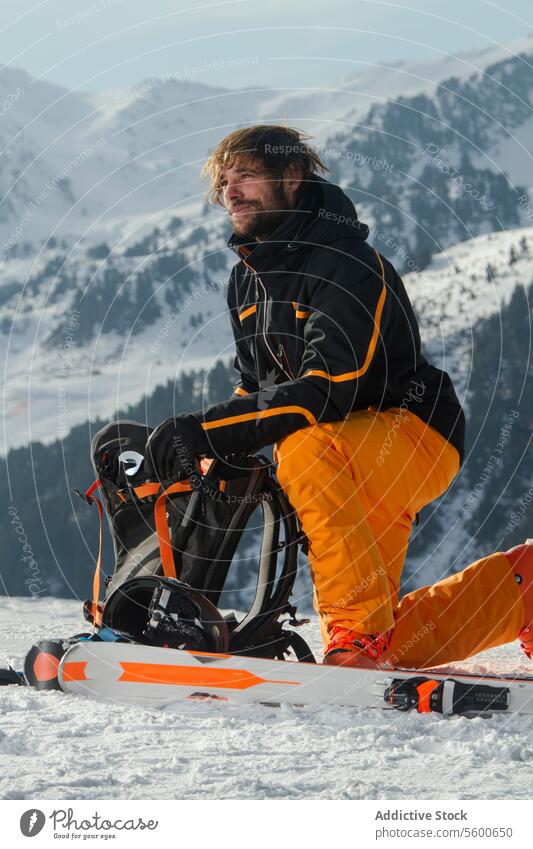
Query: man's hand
145 416 207 483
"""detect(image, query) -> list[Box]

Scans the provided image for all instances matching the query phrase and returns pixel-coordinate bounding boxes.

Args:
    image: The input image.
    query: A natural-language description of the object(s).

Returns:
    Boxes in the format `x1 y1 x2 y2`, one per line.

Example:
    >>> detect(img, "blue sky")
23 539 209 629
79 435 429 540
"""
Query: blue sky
0 0 531 91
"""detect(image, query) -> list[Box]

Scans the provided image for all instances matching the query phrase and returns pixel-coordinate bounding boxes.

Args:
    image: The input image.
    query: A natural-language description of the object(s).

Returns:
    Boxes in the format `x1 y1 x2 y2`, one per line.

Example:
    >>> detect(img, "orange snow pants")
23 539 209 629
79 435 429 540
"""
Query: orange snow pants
274 407 524 667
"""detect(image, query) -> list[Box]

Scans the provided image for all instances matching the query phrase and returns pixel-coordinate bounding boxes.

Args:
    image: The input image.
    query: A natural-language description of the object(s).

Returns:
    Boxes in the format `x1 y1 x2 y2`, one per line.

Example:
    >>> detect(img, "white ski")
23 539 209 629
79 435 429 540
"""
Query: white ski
57 641 533 716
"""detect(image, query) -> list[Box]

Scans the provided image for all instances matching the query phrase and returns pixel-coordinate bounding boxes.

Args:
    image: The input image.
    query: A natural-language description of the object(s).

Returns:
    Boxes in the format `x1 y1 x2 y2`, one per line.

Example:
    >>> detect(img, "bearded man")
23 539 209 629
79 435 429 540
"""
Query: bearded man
147 125 533 669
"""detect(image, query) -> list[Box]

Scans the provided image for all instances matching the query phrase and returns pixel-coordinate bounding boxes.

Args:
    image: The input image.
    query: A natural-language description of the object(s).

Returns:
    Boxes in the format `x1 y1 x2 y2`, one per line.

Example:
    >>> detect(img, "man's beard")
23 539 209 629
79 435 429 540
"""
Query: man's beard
230 185 292 240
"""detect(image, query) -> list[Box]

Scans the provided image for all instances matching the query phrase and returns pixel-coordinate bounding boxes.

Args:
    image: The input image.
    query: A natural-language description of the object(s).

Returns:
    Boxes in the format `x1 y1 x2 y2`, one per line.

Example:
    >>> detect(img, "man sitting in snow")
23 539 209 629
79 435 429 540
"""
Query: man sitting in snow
146 124 533 669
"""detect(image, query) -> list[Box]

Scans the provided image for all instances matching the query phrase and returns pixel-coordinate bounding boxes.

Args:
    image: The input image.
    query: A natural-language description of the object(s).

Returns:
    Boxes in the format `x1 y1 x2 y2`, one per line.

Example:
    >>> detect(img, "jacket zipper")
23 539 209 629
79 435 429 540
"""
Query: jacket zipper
278 343 296 380
250 266 294 382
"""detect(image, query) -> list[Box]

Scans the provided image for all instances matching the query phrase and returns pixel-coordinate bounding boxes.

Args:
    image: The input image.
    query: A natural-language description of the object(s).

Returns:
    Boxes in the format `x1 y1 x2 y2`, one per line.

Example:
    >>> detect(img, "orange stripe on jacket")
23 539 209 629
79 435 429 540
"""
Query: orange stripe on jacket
239 305 256 322
202 405 317 431
233 386 249 397
303 249 387 383
292 301 311 319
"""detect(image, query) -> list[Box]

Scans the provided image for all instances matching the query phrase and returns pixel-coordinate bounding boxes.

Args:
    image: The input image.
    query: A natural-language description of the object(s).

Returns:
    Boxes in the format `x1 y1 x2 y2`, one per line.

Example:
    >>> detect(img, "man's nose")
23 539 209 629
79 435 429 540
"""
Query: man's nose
224 179 243 203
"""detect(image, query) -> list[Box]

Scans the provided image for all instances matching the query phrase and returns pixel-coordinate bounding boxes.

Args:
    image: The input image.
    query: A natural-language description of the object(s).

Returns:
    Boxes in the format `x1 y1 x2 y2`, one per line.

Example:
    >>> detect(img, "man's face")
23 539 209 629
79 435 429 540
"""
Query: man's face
220 159 299 241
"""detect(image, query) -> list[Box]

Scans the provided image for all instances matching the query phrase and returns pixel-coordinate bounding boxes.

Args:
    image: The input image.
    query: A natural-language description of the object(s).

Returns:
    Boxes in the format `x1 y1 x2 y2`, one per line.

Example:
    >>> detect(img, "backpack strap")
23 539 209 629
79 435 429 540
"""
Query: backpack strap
154 481 193 578
83 480 105 628
75 478 193 627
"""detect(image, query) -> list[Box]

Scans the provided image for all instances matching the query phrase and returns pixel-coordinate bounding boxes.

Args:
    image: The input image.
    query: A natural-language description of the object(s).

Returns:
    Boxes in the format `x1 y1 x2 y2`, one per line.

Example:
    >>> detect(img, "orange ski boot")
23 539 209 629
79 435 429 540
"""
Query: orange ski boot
323 625 393 669
504 538 533 658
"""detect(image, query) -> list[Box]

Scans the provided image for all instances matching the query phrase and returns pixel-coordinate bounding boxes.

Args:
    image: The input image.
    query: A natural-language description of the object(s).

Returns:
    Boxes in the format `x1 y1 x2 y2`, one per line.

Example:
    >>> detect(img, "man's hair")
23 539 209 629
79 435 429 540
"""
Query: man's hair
201 124 329 206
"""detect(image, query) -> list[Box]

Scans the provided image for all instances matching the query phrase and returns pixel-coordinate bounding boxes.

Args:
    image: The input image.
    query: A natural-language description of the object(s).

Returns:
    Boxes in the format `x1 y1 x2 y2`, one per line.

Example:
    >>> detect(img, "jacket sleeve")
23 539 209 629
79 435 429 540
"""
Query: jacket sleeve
227 267 260 398
187 249 389 459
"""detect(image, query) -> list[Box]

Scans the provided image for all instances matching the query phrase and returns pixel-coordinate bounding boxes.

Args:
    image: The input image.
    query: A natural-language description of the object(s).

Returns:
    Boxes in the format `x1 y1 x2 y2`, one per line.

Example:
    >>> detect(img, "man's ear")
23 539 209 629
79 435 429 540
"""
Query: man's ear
283 163 303 202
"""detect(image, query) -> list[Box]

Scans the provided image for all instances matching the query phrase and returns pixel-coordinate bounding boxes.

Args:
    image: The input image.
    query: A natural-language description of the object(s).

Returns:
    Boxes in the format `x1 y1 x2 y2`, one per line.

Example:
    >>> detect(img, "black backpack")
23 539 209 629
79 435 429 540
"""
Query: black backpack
76 420 314 661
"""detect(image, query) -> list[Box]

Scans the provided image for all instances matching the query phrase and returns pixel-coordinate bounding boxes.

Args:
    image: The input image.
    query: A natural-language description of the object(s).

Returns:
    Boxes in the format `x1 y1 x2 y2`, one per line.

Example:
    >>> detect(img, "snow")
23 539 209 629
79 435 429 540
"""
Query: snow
1 596 532 800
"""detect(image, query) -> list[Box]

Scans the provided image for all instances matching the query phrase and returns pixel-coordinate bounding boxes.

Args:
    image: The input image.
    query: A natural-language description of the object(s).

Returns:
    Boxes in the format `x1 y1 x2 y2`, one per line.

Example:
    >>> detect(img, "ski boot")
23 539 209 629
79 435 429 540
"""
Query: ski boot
323 625 393 669
504 538 533 658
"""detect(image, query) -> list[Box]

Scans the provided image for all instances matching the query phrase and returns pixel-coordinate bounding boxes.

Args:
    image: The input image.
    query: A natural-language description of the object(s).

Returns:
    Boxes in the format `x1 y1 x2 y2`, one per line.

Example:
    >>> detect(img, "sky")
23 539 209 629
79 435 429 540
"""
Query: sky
0 0 531 92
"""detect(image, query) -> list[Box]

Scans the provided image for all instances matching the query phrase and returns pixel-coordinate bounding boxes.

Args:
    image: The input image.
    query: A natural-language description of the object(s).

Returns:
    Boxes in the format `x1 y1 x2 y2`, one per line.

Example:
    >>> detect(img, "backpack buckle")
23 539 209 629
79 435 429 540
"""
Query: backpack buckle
72 487 94 506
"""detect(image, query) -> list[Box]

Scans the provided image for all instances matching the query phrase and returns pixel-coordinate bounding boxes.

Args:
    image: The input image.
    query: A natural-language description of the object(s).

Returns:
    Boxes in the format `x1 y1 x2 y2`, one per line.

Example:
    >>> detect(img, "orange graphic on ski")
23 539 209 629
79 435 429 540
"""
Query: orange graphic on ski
118 662 300 690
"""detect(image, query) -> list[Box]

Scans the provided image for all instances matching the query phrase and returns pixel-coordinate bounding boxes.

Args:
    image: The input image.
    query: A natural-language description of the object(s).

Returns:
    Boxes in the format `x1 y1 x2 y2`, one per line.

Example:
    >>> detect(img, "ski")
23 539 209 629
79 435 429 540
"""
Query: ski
56 641 533 716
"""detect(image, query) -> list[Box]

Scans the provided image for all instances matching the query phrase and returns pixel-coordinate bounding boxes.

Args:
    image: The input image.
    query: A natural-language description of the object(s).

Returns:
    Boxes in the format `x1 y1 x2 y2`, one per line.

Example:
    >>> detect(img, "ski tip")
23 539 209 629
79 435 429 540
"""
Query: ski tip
23 640 71 690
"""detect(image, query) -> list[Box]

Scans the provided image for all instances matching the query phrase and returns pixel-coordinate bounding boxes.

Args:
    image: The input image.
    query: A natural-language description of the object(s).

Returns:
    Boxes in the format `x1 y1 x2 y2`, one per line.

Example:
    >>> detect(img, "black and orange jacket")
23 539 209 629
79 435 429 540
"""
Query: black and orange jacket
185 174 466 464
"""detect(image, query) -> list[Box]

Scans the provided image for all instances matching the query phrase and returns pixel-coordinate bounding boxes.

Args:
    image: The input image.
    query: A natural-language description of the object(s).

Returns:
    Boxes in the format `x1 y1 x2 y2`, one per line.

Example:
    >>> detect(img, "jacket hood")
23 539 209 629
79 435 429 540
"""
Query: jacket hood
227 173 369 264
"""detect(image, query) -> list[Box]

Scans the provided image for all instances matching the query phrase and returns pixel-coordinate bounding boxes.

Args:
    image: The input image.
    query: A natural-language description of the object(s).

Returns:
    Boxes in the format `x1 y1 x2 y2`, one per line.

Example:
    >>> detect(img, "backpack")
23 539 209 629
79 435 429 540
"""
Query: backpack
75 419 313 661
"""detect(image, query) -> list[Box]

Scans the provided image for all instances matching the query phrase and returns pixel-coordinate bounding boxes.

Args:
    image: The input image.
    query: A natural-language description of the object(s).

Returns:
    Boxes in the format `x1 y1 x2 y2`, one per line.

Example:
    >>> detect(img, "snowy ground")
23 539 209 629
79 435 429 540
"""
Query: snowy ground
0 596 532 801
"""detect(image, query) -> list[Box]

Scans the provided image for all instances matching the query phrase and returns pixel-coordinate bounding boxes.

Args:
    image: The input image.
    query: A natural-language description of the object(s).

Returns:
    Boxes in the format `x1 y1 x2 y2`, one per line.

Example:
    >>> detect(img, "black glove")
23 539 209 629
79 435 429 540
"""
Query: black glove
145 415 208 483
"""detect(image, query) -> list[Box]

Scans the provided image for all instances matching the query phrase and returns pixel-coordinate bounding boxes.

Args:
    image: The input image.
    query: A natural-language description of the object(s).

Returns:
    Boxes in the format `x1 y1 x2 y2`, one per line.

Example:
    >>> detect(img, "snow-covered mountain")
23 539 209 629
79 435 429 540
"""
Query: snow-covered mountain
407 226 533 402
1 212 236 451
1 35 532 454
1 35 531 250
1 210 531 454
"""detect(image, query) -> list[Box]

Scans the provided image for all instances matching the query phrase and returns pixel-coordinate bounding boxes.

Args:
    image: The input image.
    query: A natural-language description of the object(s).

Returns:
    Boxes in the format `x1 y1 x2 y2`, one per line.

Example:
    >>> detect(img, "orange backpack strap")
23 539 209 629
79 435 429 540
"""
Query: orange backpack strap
154 481 193 578
133 482 161 498
80 477 193 625
79 479 163 629
83 480 104 628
